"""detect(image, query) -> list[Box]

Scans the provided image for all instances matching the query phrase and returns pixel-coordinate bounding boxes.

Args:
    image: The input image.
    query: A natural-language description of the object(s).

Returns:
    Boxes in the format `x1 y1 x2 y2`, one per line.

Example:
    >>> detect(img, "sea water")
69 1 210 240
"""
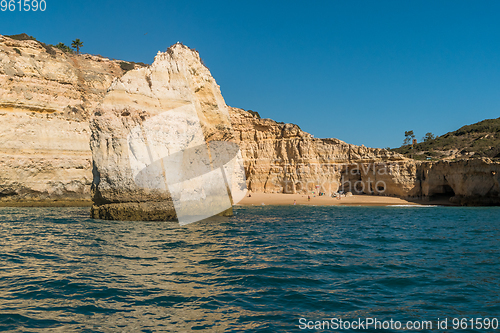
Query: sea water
0 206 499 332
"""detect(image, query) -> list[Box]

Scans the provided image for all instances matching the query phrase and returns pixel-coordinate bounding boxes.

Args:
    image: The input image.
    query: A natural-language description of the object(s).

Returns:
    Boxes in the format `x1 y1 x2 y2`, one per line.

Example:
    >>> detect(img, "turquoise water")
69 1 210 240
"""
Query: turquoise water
0 206 499 332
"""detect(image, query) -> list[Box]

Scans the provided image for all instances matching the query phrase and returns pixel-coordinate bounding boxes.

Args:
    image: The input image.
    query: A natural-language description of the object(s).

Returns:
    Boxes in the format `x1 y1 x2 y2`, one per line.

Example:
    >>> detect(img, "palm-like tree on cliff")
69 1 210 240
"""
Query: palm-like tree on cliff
71 39 83 55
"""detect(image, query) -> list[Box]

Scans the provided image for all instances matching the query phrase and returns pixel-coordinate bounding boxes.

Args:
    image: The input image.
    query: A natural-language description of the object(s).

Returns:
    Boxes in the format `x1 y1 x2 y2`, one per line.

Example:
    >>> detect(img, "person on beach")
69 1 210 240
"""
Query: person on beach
293 200 296 205
308 195 311 201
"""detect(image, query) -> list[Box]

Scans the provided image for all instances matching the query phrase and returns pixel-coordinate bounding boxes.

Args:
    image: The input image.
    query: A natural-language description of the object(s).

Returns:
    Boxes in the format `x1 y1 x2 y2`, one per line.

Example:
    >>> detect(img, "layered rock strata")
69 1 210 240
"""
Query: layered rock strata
230 108 500 205
421 159 500 205
1 34 499 211
230 107 407 194
0 34 130 205
90 43 238 221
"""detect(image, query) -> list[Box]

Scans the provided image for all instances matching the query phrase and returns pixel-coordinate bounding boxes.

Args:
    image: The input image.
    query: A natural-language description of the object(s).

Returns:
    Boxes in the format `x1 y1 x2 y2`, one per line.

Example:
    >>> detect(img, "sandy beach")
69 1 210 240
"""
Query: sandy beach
237 192 450 206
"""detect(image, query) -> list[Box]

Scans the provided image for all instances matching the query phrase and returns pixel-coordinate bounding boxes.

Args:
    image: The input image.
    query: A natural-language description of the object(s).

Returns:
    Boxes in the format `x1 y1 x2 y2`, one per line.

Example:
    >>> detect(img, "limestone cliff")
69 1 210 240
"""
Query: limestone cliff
1 33 499 210
90 43 237 221
230 107 500 205
345 158 500 205
421 159 500 205
0 34 130 205
230 107 406 194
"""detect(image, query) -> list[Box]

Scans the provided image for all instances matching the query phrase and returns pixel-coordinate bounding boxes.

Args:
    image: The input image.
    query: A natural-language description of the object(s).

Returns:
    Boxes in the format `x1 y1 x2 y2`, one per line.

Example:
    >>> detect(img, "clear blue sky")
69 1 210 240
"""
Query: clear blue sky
1 0 500 148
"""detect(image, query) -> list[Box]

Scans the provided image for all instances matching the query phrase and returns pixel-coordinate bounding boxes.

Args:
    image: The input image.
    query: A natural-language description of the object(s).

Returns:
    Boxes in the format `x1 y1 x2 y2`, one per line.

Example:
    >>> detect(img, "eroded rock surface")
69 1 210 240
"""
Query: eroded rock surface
1 34 499 211
230 107 406 194
90 43 236 220
421 159 500 205
0 34 128 205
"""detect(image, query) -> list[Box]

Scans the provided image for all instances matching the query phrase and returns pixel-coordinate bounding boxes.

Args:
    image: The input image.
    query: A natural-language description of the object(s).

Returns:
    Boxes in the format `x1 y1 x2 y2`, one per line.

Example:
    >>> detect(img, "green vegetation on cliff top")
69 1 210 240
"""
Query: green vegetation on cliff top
393 117 500 161
5 33 148 70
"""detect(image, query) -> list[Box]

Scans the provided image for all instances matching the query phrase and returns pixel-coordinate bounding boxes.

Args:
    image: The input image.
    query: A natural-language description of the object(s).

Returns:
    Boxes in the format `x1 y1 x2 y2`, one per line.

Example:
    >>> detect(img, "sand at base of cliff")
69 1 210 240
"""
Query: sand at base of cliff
237 193 452 206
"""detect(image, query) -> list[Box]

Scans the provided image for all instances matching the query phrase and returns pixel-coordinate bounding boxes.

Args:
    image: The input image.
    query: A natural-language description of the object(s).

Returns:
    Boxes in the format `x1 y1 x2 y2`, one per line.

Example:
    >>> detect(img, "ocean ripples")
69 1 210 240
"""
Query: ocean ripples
0 206 499 332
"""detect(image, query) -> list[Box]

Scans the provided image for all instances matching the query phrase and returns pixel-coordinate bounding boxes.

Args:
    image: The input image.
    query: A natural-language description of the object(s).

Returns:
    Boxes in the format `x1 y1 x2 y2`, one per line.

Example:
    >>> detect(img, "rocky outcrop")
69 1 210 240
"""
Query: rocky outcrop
230 107 406 194
90 43 237 221
1 33 499 210
230 107 500 205
349 158 500 205
421 159 500 205
0 34 131 205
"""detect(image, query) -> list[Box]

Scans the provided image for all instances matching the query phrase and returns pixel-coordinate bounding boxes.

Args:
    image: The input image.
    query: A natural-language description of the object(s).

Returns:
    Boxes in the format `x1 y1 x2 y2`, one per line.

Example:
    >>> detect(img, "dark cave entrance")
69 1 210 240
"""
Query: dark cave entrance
431 184 456 200
442 184 455 196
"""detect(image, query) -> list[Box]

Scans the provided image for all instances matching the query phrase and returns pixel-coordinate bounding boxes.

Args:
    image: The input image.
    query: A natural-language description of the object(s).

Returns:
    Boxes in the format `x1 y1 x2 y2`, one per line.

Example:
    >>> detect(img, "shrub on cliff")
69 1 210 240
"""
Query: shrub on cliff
119 61 148 73
6 33 57 56
119 61 135 72
393 117 500 160
55 43 74 54
6 33 37 41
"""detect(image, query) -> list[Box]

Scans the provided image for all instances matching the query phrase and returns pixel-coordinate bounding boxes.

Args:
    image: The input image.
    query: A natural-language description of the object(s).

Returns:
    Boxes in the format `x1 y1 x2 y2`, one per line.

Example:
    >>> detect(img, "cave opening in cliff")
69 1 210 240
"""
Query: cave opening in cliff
431 184 456 200
443 184 454 193
442 184 455 196
354 182 364 194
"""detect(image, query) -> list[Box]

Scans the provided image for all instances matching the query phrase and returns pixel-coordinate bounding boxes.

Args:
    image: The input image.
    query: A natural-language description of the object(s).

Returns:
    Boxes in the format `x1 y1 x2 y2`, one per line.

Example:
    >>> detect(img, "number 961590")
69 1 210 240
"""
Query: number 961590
1 0 46 11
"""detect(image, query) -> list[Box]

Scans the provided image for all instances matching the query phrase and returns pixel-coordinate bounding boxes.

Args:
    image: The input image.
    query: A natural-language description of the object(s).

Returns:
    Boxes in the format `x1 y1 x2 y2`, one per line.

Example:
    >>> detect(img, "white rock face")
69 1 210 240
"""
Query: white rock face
90 43 245 221
0 34 126 204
